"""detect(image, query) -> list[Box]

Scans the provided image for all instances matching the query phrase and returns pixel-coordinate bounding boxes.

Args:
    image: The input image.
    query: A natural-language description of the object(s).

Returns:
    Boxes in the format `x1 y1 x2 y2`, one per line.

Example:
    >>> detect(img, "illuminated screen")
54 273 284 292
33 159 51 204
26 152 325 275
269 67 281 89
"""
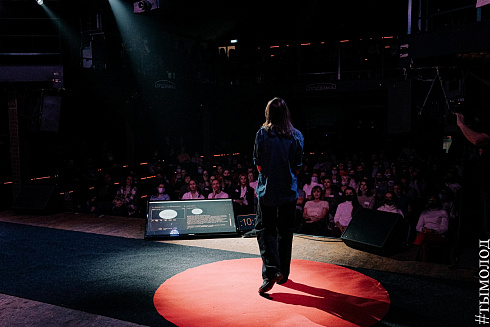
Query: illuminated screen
145 199 237 238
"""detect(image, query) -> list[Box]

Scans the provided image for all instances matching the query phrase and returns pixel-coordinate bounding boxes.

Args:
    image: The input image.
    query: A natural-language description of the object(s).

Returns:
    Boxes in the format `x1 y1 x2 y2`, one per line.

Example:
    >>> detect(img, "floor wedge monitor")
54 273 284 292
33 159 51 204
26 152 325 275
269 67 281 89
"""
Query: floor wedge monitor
341 207 410 256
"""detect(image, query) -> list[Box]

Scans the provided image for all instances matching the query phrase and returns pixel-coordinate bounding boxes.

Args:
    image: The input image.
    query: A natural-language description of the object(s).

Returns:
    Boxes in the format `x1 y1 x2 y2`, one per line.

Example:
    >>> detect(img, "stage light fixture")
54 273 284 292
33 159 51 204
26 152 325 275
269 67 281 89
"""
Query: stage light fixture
36 0 44 5
133 0 159 13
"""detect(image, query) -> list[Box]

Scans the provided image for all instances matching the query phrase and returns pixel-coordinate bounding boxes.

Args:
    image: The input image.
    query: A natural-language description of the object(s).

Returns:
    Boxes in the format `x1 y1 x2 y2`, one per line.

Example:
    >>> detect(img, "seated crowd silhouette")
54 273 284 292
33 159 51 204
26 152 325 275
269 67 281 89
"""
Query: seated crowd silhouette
60 147 464 263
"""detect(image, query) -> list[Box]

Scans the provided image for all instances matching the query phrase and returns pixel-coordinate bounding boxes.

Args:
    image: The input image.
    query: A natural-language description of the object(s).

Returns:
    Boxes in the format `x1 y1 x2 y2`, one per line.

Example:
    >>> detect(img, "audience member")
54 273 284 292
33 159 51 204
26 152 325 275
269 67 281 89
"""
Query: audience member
393 181 413 219
377 191 404 217
215 164 224 183
409 169 427 202
414 194 449 262
357 178 375 209
295 187 306 230
182 179 205 199
248 170 258 192
248 170 259 211
303 171 323 200
347 168 360 190
333 187 360 236
199 170 212 197
112 175 138 217
150 183 171 201
374 171 388 207
337 162 347 176
322 176 341 233
222 169 234 195
356 163 367 180
330 165 341 185
301 186 329 236
208 179 229 199
340 175 351 193
178 174 191 199
231 173 255 216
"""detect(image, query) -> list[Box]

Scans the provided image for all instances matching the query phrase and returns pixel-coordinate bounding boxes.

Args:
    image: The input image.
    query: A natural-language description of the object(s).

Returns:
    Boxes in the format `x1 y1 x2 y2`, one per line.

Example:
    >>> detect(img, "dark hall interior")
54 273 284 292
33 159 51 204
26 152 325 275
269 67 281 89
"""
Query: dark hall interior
0 2 489 325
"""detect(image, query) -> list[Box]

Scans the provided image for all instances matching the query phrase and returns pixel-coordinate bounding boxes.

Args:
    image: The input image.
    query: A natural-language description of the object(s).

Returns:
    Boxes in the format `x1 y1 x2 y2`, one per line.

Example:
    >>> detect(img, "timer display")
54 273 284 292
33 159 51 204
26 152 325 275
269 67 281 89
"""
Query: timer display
236 214 256 232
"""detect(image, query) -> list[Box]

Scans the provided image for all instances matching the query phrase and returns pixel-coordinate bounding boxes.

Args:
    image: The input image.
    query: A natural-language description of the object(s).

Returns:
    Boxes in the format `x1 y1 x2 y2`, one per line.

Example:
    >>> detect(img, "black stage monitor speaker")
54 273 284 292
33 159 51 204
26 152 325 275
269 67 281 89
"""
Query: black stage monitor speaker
341 207 410 256
12 186 57 214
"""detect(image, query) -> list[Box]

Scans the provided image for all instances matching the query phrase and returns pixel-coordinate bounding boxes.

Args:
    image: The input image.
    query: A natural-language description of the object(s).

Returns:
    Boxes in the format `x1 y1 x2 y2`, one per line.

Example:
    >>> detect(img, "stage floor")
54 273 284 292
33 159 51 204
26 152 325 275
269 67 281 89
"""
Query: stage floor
0 211 478 327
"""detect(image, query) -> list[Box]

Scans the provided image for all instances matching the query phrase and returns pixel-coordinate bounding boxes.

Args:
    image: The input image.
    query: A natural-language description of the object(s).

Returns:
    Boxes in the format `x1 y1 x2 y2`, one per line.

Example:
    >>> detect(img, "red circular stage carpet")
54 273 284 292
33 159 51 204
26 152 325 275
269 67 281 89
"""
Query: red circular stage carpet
154 258 390 327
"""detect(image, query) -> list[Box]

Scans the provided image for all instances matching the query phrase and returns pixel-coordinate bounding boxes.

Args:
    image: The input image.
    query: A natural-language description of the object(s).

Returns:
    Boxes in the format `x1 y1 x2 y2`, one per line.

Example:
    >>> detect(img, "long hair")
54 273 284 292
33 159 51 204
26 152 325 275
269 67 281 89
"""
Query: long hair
311 185 324 200
343 186 360 217
357 177 373 197
262 97 294 137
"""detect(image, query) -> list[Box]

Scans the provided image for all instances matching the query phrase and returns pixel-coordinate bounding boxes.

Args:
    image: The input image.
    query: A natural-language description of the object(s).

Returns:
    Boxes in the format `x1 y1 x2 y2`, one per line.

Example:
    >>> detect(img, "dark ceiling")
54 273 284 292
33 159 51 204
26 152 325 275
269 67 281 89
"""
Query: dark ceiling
126 0 409 42
0 0 409 42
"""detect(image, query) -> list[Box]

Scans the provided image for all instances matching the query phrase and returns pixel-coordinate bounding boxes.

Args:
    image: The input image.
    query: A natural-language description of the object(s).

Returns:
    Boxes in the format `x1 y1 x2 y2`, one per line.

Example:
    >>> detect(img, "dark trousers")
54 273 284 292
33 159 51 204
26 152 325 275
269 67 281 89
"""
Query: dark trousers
255 200 296 280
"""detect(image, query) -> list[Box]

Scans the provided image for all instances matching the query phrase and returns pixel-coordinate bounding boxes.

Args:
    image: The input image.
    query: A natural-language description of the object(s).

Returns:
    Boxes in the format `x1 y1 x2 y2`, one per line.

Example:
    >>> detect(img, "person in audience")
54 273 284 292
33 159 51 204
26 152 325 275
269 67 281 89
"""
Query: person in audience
322 176 341 233
150 183 171 201
231 173 255 216
301 186 329 236
409 169 427 202
393 181 413 219
370 156 382 179
295 187 307 231
297 162 311 190
208 178 229 199
248 170 258 192
112 174 138 217
178 174 192 199
356 163 367 181
347 168 360 190
248 170 259 211
330 165 341 186
199 170 212 197
357 178 375 209
337 162 347 176
374 171 387 207
215 164 224 183
303 171 323 200
333 186 360 236
377 191 404 217
182 179 205 200
413 194 449 262
340 175 351 193
222 169 235 195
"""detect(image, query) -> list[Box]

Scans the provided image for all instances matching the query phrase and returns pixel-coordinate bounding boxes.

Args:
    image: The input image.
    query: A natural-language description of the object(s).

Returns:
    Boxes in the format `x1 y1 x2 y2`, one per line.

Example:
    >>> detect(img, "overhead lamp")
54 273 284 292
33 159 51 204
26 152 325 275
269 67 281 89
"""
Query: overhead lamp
36 0 44 5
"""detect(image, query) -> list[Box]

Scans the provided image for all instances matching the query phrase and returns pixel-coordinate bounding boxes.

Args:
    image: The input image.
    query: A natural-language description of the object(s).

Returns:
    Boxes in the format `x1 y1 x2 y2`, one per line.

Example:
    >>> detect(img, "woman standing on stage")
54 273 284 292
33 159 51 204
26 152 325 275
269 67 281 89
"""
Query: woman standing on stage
253 97 304 294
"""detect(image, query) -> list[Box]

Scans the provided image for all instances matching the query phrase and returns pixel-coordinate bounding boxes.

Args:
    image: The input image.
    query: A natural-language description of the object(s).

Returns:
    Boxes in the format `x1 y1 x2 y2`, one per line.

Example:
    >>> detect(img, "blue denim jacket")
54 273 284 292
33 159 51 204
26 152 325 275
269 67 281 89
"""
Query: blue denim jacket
253 127 304 206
